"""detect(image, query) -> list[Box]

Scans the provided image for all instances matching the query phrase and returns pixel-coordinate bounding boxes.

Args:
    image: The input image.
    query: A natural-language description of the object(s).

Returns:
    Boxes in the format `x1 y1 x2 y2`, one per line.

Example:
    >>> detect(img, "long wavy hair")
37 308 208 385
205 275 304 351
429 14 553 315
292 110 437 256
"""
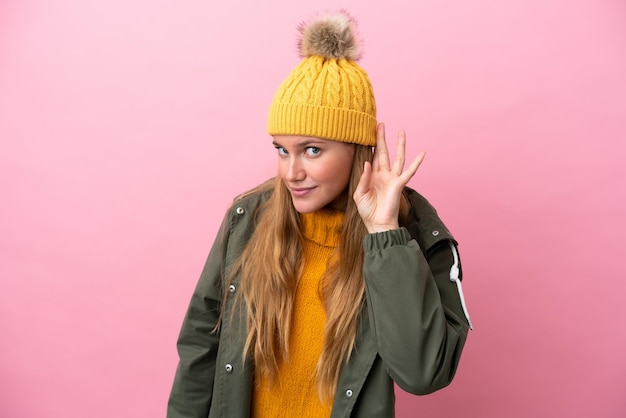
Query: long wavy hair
225 144 408 400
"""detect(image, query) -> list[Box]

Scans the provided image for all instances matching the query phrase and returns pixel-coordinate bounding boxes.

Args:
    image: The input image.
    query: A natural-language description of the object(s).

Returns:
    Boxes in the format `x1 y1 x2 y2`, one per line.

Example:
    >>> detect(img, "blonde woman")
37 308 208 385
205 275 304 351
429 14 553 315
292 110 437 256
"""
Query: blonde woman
168 11 472 418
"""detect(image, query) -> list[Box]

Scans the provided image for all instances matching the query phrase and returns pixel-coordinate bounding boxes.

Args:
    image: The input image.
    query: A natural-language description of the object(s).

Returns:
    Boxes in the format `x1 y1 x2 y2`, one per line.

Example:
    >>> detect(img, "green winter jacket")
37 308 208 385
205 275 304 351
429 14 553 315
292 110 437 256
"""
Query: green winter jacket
167 185 471 418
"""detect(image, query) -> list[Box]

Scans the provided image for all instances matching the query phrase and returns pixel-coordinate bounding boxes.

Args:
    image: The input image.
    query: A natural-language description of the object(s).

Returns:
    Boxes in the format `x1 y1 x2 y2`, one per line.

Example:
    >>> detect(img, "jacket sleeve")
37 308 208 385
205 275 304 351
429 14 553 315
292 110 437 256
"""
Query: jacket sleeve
362 227 470 395
167 214 231 418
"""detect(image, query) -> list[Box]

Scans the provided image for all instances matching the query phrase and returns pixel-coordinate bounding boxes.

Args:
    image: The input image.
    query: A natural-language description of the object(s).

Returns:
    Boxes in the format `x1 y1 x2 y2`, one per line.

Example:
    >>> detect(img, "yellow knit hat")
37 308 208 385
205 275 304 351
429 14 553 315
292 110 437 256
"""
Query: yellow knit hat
267 12 377 146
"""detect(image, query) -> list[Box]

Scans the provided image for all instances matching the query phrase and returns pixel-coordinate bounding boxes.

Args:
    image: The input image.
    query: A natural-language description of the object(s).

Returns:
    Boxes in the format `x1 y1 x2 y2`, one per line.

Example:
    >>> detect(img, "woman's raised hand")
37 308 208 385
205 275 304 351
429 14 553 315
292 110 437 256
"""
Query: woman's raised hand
353 123 425 233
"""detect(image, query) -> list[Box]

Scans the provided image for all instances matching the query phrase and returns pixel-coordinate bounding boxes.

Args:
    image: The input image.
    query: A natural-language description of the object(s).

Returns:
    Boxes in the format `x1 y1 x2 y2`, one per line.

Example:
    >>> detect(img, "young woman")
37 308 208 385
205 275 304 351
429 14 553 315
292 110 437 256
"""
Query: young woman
167 12 472 418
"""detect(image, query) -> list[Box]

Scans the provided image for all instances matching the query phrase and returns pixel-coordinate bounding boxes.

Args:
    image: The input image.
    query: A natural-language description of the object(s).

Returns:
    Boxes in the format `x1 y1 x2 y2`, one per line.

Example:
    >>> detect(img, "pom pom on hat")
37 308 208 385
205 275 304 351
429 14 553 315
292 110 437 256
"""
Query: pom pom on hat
268 11 377 146
297 12 361 61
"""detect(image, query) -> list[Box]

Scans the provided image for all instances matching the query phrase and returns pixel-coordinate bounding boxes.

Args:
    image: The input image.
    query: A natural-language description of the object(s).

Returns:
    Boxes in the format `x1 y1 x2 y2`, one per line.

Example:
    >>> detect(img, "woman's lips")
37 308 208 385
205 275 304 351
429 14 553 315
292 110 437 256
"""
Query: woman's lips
290 187 315 197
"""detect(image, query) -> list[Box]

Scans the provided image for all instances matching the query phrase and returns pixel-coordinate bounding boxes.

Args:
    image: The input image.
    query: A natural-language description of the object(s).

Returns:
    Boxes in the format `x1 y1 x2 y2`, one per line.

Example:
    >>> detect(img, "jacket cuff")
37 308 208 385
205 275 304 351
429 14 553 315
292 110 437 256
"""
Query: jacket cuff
363 227 414 251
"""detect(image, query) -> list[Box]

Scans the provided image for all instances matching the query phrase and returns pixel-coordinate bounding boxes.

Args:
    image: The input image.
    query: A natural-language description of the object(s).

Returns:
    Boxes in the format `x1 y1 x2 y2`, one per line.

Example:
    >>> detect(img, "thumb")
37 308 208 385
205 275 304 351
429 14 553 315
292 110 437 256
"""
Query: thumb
353 161 372 202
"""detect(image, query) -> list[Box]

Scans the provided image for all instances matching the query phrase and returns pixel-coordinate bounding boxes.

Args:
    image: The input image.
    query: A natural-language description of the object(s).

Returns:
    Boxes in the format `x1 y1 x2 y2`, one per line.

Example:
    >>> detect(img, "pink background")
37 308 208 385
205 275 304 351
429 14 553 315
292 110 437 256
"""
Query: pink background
1 1 625 417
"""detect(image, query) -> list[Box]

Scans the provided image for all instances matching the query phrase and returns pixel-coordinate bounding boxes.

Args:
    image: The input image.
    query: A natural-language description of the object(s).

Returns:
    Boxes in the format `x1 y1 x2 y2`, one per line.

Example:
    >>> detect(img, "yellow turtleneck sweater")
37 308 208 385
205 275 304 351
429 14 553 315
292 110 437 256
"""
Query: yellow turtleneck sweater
252 209 344 418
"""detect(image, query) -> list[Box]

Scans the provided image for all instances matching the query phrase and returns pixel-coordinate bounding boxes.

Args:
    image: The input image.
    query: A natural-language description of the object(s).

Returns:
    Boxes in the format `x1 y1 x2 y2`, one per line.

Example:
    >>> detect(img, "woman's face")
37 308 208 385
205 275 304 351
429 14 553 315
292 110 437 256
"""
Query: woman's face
273 135 355 214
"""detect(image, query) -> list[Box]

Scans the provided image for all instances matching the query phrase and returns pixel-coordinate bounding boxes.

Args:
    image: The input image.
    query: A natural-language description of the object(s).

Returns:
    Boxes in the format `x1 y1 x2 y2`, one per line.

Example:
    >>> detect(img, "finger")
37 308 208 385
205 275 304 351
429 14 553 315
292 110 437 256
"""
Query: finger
392 130 406 175
353 161 372 201
399 151 426 184
373 123 390 171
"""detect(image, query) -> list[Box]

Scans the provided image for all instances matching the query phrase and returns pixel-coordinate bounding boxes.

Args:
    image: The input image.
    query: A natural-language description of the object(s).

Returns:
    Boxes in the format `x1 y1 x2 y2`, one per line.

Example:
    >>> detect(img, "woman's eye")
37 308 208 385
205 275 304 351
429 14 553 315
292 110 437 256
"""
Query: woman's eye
276 147 288 156
305 147 321 156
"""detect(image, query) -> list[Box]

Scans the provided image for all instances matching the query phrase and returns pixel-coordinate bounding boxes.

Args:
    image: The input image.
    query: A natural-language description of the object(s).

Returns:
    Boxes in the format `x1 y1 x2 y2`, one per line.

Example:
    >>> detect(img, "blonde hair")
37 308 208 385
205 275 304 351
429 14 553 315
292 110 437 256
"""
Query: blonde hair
225 145 408 399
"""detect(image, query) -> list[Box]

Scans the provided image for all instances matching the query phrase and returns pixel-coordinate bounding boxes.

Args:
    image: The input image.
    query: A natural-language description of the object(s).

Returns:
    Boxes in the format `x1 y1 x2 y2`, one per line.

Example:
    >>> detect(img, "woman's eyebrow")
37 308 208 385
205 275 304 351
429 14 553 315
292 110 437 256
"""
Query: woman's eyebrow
272 139 327 148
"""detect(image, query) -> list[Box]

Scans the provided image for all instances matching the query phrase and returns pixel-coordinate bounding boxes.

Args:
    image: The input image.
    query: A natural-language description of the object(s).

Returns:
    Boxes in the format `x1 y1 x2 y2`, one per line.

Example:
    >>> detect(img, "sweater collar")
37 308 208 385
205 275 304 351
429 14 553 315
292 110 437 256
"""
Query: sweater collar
300 209 344 247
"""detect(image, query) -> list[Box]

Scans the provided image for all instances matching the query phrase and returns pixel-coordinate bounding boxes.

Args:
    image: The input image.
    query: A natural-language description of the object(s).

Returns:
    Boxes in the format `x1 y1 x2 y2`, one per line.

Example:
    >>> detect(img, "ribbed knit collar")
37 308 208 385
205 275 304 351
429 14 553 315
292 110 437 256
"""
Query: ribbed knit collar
300 209 344 248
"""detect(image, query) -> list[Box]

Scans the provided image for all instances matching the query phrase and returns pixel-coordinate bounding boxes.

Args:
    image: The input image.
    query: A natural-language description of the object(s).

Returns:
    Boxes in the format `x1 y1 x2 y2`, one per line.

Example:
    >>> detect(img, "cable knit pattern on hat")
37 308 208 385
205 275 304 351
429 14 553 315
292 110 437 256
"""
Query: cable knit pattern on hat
267 12 377 145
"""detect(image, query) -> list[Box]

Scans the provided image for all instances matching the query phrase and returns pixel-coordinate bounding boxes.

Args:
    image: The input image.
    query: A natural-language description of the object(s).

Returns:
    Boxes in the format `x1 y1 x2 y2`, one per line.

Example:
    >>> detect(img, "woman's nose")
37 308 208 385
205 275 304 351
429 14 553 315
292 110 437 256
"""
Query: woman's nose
285 157 305 182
